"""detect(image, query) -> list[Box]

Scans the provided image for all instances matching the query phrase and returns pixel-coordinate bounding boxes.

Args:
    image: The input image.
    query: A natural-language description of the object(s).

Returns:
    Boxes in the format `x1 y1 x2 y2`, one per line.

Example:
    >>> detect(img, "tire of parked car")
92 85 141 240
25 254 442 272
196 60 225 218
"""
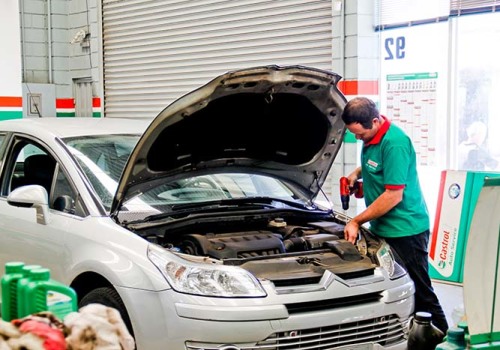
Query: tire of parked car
79 287 135 338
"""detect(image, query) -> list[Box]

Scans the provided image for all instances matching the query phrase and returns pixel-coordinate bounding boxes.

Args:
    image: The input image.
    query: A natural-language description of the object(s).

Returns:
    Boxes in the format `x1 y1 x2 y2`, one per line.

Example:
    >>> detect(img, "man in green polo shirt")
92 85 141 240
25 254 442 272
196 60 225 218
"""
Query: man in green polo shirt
341 97 448 334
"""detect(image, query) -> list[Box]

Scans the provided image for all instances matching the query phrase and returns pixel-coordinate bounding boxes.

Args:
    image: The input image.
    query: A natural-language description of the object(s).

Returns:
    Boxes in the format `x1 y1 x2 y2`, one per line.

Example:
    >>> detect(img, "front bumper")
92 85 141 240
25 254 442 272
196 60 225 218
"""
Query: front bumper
116 276 414 350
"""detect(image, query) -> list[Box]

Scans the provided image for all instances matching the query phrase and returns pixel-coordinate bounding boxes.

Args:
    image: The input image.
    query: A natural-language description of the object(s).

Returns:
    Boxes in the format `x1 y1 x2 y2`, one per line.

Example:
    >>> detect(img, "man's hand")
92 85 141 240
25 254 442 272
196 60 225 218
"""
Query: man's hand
344 220 360 244
347 167 362 187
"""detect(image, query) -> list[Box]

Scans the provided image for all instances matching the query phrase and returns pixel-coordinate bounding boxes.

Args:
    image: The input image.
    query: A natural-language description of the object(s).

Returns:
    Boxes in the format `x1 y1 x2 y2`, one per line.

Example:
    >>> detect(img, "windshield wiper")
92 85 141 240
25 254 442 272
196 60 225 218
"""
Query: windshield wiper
135 197 313 224
171 196 310 211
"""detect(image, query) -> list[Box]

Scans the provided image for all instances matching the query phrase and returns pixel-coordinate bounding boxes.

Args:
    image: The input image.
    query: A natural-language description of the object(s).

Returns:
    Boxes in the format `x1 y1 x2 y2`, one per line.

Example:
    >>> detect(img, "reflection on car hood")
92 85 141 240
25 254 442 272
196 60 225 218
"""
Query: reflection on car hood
111 65 347 215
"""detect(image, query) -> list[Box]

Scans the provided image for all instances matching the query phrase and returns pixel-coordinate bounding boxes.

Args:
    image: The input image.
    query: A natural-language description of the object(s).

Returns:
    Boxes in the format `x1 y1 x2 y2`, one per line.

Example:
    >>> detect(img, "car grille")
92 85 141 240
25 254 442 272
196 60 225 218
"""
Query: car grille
257 315 405 349
272 276 323 287
285 292 382 314
185 314 406 350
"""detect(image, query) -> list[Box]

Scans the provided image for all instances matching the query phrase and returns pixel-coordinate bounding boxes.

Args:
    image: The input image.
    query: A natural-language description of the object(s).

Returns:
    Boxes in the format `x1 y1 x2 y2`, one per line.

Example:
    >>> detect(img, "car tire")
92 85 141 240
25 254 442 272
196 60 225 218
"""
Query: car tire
79 286 135 338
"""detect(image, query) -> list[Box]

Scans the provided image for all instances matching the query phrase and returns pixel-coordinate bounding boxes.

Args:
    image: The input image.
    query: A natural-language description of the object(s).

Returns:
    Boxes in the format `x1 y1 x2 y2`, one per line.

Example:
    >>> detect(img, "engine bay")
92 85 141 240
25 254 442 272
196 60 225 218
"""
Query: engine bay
138 215 382 285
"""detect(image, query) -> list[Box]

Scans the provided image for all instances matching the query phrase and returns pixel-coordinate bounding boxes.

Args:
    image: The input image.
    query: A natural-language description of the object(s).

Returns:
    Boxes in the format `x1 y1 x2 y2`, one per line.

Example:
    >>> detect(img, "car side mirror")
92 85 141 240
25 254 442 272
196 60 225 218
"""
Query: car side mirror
7 185 50 225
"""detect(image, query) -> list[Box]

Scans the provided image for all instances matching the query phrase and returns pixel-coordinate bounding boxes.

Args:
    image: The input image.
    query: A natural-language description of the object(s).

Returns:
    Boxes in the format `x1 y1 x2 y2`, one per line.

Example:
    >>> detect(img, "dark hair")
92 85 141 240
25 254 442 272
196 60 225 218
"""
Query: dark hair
341 97 380 129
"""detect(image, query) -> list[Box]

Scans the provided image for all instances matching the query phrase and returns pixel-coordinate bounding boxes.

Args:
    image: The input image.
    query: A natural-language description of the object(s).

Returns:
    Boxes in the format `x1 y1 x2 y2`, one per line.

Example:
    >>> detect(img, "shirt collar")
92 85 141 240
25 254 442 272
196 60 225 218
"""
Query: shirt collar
366 115 391 145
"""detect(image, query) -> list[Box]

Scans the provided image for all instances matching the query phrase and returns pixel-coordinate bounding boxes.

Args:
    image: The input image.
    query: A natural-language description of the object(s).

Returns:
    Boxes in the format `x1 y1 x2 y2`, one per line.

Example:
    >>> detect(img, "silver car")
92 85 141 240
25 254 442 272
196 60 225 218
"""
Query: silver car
0 65 414 349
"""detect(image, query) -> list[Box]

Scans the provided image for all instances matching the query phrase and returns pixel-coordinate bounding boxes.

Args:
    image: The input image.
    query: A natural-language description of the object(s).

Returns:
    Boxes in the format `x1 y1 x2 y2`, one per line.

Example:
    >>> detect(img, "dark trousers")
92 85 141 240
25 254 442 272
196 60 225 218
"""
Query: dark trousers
384 230 449 334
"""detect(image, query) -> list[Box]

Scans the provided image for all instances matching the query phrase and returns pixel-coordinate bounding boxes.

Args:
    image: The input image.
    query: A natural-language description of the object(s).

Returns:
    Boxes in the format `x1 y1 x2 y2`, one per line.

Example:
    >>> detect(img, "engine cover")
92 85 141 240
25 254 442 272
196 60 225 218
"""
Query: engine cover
180 232 285 259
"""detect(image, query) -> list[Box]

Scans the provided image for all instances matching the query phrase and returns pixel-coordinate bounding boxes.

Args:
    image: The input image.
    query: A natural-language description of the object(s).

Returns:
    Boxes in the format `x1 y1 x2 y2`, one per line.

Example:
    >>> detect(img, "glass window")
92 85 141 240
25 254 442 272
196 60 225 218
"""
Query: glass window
4 138 84 216
52 167 86 217
455 13 500 171
9 143 55 194
376 0 449 29
120 173 306 222
63 134 141 211
0 133 7 169
379 22 449 228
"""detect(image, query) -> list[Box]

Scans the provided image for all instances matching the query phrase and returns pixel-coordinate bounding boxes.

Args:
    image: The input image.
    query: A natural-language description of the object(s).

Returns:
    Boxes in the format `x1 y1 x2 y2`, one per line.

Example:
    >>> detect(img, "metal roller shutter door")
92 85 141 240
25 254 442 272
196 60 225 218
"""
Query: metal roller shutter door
102 0 333 119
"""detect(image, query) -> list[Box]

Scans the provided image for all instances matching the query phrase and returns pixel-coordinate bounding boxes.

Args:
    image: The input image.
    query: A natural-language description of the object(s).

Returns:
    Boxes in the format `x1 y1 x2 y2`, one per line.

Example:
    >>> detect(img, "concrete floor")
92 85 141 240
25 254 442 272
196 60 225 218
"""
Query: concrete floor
433 280 465 328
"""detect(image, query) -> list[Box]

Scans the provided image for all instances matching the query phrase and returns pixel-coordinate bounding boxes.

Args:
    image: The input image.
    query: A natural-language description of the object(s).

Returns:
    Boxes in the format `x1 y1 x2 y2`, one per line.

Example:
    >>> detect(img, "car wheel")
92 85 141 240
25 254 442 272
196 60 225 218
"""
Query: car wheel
79 287 135 338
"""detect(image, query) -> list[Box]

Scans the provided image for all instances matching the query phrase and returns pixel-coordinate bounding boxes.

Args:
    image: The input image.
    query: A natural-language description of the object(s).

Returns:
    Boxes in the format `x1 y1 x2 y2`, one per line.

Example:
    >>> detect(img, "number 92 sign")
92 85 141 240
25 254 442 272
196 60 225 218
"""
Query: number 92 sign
384 36 405 60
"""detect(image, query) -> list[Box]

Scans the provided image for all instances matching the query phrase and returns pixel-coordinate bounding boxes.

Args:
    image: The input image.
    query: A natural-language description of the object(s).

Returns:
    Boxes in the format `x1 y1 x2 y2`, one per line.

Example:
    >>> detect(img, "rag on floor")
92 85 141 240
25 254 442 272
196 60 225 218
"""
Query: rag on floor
64 303 135 350
0 304 134 350
1 312 66 350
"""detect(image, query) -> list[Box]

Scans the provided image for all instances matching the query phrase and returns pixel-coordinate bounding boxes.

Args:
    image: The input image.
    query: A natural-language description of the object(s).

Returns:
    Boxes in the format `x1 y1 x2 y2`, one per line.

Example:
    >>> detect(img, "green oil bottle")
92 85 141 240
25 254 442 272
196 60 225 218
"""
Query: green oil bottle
435 327 466 350
22 268 78 320
16 264 42 318
1 262 25 321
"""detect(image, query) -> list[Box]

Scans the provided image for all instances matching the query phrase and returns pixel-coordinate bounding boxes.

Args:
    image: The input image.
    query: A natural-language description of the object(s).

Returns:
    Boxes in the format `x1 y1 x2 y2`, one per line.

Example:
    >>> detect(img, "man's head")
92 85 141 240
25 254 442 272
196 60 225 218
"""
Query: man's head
341 97 382 143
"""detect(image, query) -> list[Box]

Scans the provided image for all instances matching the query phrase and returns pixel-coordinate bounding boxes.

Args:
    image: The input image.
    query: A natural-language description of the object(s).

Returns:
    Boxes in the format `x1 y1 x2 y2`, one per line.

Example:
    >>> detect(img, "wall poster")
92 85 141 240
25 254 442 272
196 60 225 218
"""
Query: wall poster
385 72 438 166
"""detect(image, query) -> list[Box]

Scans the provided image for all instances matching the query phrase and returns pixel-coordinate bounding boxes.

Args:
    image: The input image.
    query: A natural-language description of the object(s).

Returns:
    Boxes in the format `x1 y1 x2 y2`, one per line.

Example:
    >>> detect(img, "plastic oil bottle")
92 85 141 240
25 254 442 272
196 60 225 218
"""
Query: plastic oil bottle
16 264 42 318
22 268 78 320
407 311 445 350
435 327 466 349
456 321 470 345
1 261 25 321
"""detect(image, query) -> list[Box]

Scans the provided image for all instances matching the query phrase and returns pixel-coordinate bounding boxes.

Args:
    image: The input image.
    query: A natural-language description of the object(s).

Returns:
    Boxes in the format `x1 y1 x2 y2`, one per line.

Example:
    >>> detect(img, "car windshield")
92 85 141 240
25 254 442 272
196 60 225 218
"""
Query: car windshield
63 134 315 216
120 173 313 222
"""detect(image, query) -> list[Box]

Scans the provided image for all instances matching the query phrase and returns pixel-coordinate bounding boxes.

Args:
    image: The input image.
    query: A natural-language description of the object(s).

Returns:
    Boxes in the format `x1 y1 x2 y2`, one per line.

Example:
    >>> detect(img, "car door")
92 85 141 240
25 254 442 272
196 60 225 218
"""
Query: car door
0 135 86 285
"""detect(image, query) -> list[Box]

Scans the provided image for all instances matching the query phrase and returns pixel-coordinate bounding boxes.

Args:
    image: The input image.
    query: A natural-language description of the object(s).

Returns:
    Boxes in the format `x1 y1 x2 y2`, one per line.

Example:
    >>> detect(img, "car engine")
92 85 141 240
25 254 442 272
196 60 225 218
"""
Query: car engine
138 216 381 285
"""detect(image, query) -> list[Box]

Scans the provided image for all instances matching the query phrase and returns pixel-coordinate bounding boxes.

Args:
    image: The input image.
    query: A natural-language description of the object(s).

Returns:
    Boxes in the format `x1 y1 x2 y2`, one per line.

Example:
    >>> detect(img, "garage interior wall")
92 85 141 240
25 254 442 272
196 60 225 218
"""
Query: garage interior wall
14 0 100 118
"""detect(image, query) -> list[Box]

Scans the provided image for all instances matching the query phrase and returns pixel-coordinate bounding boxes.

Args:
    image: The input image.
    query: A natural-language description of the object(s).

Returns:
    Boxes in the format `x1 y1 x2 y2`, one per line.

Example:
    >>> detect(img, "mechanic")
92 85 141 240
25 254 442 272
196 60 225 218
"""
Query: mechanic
341 97 449 334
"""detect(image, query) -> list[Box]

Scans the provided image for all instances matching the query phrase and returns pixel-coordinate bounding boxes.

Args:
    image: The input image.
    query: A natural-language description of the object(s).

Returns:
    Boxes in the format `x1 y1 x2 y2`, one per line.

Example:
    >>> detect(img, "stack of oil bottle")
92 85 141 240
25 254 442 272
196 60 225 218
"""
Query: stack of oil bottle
0 262 135 350
1 261 77 322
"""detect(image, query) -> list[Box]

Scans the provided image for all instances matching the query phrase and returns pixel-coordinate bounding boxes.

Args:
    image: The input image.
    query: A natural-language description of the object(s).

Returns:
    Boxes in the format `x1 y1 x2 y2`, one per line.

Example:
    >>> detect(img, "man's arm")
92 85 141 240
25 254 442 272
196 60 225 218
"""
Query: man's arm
343 188 403 244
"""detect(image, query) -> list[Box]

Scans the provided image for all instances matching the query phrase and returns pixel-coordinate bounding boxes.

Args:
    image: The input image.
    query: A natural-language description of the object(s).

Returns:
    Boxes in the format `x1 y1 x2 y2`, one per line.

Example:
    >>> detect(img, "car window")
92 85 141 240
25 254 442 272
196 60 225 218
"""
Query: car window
8 143 52 194
52 167 86 216
0 133 8 171
2 138 85 216
63 134 140 211
0 134 6 151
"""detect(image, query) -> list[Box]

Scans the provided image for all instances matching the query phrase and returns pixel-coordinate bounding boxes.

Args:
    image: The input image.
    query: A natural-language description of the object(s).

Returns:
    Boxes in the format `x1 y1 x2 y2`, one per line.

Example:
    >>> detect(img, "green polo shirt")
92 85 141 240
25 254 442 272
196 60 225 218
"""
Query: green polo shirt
361 116 429 238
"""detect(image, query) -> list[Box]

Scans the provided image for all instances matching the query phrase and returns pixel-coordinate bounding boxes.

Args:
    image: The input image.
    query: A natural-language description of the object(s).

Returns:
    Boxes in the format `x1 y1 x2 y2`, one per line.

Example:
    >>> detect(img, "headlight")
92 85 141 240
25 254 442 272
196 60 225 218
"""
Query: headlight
147 244 266 297
376 242 407 280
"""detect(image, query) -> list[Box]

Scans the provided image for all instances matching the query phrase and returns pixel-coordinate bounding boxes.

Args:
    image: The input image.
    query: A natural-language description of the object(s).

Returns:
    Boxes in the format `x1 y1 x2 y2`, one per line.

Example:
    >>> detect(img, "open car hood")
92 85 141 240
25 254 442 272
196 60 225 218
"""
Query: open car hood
111 65 347 214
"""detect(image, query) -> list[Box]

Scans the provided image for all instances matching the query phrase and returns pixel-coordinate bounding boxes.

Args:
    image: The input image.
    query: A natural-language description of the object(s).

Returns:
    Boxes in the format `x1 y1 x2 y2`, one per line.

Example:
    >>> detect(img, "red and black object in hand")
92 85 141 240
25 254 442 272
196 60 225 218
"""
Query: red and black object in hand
340 177 363 210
